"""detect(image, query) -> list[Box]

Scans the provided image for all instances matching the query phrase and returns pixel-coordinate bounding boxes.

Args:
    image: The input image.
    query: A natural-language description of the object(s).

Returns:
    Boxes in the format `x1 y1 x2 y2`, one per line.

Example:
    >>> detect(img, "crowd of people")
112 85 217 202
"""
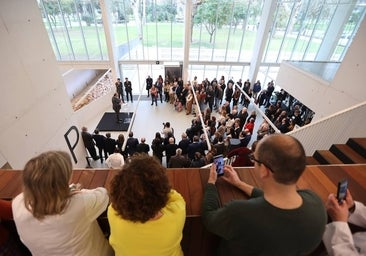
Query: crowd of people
111 74 314 152
142 74 313 140
0 75 353 255
80 114 255 170
1 134 364 255
77 73 323 179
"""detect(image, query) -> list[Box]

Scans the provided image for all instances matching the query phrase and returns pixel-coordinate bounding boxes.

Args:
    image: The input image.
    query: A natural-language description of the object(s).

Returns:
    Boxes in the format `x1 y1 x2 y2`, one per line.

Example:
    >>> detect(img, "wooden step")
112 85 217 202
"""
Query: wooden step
330 144 366 164
313 150 343 164
306 156 320 165
347 138 366 158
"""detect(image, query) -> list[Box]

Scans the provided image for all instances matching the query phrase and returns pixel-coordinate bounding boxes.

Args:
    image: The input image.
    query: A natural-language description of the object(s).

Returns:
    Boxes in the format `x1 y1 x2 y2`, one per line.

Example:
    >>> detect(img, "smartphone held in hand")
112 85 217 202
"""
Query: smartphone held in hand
337 179 348 204
213 154 224 176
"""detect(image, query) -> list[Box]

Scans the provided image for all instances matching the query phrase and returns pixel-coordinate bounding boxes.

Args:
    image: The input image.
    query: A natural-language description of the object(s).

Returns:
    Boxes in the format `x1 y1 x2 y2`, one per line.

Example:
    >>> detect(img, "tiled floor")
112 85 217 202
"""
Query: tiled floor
86 94 263 168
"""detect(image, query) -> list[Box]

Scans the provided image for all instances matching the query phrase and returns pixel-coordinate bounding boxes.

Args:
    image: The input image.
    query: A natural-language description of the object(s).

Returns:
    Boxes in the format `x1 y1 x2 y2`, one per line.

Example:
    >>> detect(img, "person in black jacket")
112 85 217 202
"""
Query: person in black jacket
104 133 117 157
124 77 133 103
112 93 122 123
165 137 178 167
126 131 138 157
178 132 190 157
136 137 150 154
151 132 164 164
146 75 153 97
81 127 99 160
92 129 106 163
115 78 125 103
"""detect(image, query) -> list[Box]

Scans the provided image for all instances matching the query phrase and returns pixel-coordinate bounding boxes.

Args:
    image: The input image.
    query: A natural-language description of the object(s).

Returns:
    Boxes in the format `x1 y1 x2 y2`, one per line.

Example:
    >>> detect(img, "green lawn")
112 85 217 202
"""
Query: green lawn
47 22 322 60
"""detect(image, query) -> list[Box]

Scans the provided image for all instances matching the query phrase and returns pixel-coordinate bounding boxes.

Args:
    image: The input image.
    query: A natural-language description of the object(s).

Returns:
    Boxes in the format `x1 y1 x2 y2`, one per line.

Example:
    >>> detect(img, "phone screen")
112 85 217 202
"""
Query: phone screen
213 155 224 176
337 179 348 203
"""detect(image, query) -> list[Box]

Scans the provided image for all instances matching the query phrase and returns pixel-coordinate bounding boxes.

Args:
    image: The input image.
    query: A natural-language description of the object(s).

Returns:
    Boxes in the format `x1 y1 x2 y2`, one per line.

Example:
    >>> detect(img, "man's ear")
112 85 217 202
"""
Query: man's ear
259 165 271 179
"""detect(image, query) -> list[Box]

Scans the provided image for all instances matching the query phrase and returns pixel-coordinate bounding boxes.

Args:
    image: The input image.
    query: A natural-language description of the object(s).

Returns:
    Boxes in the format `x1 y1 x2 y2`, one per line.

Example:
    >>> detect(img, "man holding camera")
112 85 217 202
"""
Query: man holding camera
202 134 327 255
162 122 173 139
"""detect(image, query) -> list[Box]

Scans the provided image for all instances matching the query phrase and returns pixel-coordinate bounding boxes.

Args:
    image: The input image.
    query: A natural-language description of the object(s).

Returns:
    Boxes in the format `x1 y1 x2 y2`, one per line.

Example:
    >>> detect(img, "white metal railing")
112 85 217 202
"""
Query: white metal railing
191 86 212 151
288 101 366 156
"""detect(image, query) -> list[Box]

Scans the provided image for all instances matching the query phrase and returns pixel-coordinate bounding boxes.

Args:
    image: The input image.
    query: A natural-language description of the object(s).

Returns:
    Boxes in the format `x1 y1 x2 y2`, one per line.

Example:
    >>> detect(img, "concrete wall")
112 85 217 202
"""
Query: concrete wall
0 1 88 169
276 17 366 121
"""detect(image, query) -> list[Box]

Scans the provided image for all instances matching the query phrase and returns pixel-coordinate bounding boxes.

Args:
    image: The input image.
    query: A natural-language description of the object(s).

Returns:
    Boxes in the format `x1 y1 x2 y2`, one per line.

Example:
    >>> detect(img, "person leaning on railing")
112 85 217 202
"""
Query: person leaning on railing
12 151 113 256
108 154 186 256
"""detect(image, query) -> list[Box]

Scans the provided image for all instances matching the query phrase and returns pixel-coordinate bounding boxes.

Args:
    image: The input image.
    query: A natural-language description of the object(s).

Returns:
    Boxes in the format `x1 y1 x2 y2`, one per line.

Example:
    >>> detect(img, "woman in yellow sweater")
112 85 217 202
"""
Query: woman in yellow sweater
108 154 186 256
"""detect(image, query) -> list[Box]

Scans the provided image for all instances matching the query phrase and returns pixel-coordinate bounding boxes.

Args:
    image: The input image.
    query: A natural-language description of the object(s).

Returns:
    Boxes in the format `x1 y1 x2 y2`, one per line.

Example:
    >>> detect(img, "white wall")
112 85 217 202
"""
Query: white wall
0 1 88 169
331 16 366 103
276 17 366 121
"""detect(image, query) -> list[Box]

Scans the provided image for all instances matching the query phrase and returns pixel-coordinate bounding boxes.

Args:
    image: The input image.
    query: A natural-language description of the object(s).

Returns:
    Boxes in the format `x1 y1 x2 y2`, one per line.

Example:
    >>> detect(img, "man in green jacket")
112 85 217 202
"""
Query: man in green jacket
202 134 327 256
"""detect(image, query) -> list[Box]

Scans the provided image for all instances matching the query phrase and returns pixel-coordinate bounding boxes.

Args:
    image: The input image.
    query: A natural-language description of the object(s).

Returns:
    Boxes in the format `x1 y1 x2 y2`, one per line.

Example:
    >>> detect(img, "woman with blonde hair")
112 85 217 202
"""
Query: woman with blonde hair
108 154 186 256
12 151 113 256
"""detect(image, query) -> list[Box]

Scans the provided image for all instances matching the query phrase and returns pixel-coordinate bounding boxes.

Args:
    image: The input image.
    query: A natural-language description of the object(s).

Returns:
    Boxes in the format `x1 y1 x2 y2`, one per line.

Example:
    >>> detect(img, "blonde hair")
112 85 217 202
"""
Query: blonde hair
22 151 73 219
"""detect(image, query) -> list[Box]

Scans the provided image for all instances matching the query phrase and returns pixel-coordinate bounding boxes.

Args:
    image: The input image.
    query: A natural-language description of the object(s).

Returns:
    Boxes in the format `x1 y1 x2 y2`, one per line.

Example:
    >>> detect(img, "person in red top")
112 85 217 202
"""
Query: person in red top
244 117 255 134
0 199 28 255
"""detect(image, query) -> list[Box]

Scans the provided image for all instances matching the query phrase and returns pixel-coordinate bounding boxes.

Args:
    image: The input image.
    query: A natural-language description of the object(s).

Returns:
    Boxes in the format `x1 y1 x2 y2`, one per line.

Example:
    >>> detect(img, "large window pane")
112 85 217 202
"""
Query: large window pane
114 0 184 61
39 0 366 85
39 0 107 60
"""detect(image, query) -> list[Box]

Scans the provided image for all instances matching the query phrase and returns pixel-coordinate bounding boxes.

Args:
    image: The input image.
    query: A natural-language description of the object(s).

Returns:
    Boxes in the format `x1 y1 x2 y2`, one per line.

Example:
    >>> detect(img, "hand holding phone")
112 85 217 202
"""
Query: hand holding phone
213 154 224 176
337 179 348 204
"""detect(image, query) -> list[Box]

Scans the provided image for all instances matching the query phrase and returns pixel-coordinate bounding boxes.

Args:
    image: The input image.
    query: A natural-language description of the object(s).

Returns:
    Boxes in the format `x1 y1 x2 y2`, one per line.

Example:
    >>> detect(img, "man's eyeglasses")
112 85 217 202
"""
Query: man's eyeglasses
248 153 274 173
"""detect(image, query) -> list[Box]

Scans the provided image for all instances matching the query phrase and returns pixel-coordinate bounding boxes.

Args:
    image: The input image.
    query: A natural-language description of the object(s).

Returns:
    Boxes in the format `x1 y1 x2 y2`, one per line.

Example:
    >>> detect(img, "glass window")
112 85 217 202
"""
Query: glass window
39 0 365 84
39 0 107 60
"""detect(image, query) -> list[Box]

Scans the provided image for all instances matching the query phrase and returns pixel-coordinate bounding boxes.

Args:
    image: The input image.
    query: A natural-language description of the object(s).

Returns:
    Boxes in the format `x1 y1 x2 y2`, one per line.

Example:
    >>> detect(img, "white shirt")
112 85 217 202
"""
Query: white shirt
162 127 173 138
106 152 125 169
323 201 366 256
12 188 113 256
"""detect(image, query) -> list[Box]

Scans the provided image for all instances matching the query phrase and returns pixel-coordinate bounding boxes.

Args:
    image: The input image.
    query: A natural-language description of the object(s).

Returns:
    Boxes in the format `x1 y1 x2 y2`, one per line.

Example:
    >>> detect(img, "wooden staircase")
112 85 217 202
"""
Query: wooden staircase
306 138 366 165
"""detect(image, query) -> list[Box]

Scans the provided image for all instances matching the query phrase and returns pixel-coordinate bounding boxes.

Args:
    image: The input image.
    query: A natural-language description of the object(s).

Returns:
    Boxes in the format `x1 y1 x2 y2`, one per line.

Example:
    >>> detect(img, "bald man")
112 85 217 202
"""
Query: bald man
165 137 178 167
202 134 327 256
136 137 150 154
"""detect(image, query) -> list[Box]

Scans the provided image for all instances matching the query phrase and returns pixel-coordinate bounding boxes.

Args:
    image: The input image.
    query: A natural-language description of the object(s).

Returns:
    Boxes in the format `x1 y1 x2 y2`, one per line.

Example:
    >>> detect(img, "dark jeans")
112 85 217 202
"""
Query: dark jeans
96 146 106 163
118 91 124 102
86 146 98 160
151 95 158 106
114 108 120 122
164 91 169 102
126 91 133 102
158 91 163 103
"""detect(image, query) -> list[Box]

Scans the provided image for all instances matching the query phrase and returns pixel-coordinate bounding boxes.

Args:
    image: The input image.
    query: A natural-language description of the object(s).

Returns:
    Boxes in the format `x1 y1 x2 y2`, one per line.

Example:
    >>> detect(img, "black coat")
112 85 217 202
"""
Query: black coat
93 134 106 148
126 137 139 156
105 138 117 155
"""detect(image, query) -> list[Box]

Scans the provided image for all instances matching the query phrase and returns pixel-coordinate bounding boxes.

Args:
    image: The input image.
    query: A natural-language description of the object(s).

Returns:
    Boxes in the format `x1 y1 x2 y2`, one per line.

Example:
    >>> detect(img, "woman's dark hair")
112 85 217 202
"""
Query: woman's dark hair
154 132 162 139
109 154 171 223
